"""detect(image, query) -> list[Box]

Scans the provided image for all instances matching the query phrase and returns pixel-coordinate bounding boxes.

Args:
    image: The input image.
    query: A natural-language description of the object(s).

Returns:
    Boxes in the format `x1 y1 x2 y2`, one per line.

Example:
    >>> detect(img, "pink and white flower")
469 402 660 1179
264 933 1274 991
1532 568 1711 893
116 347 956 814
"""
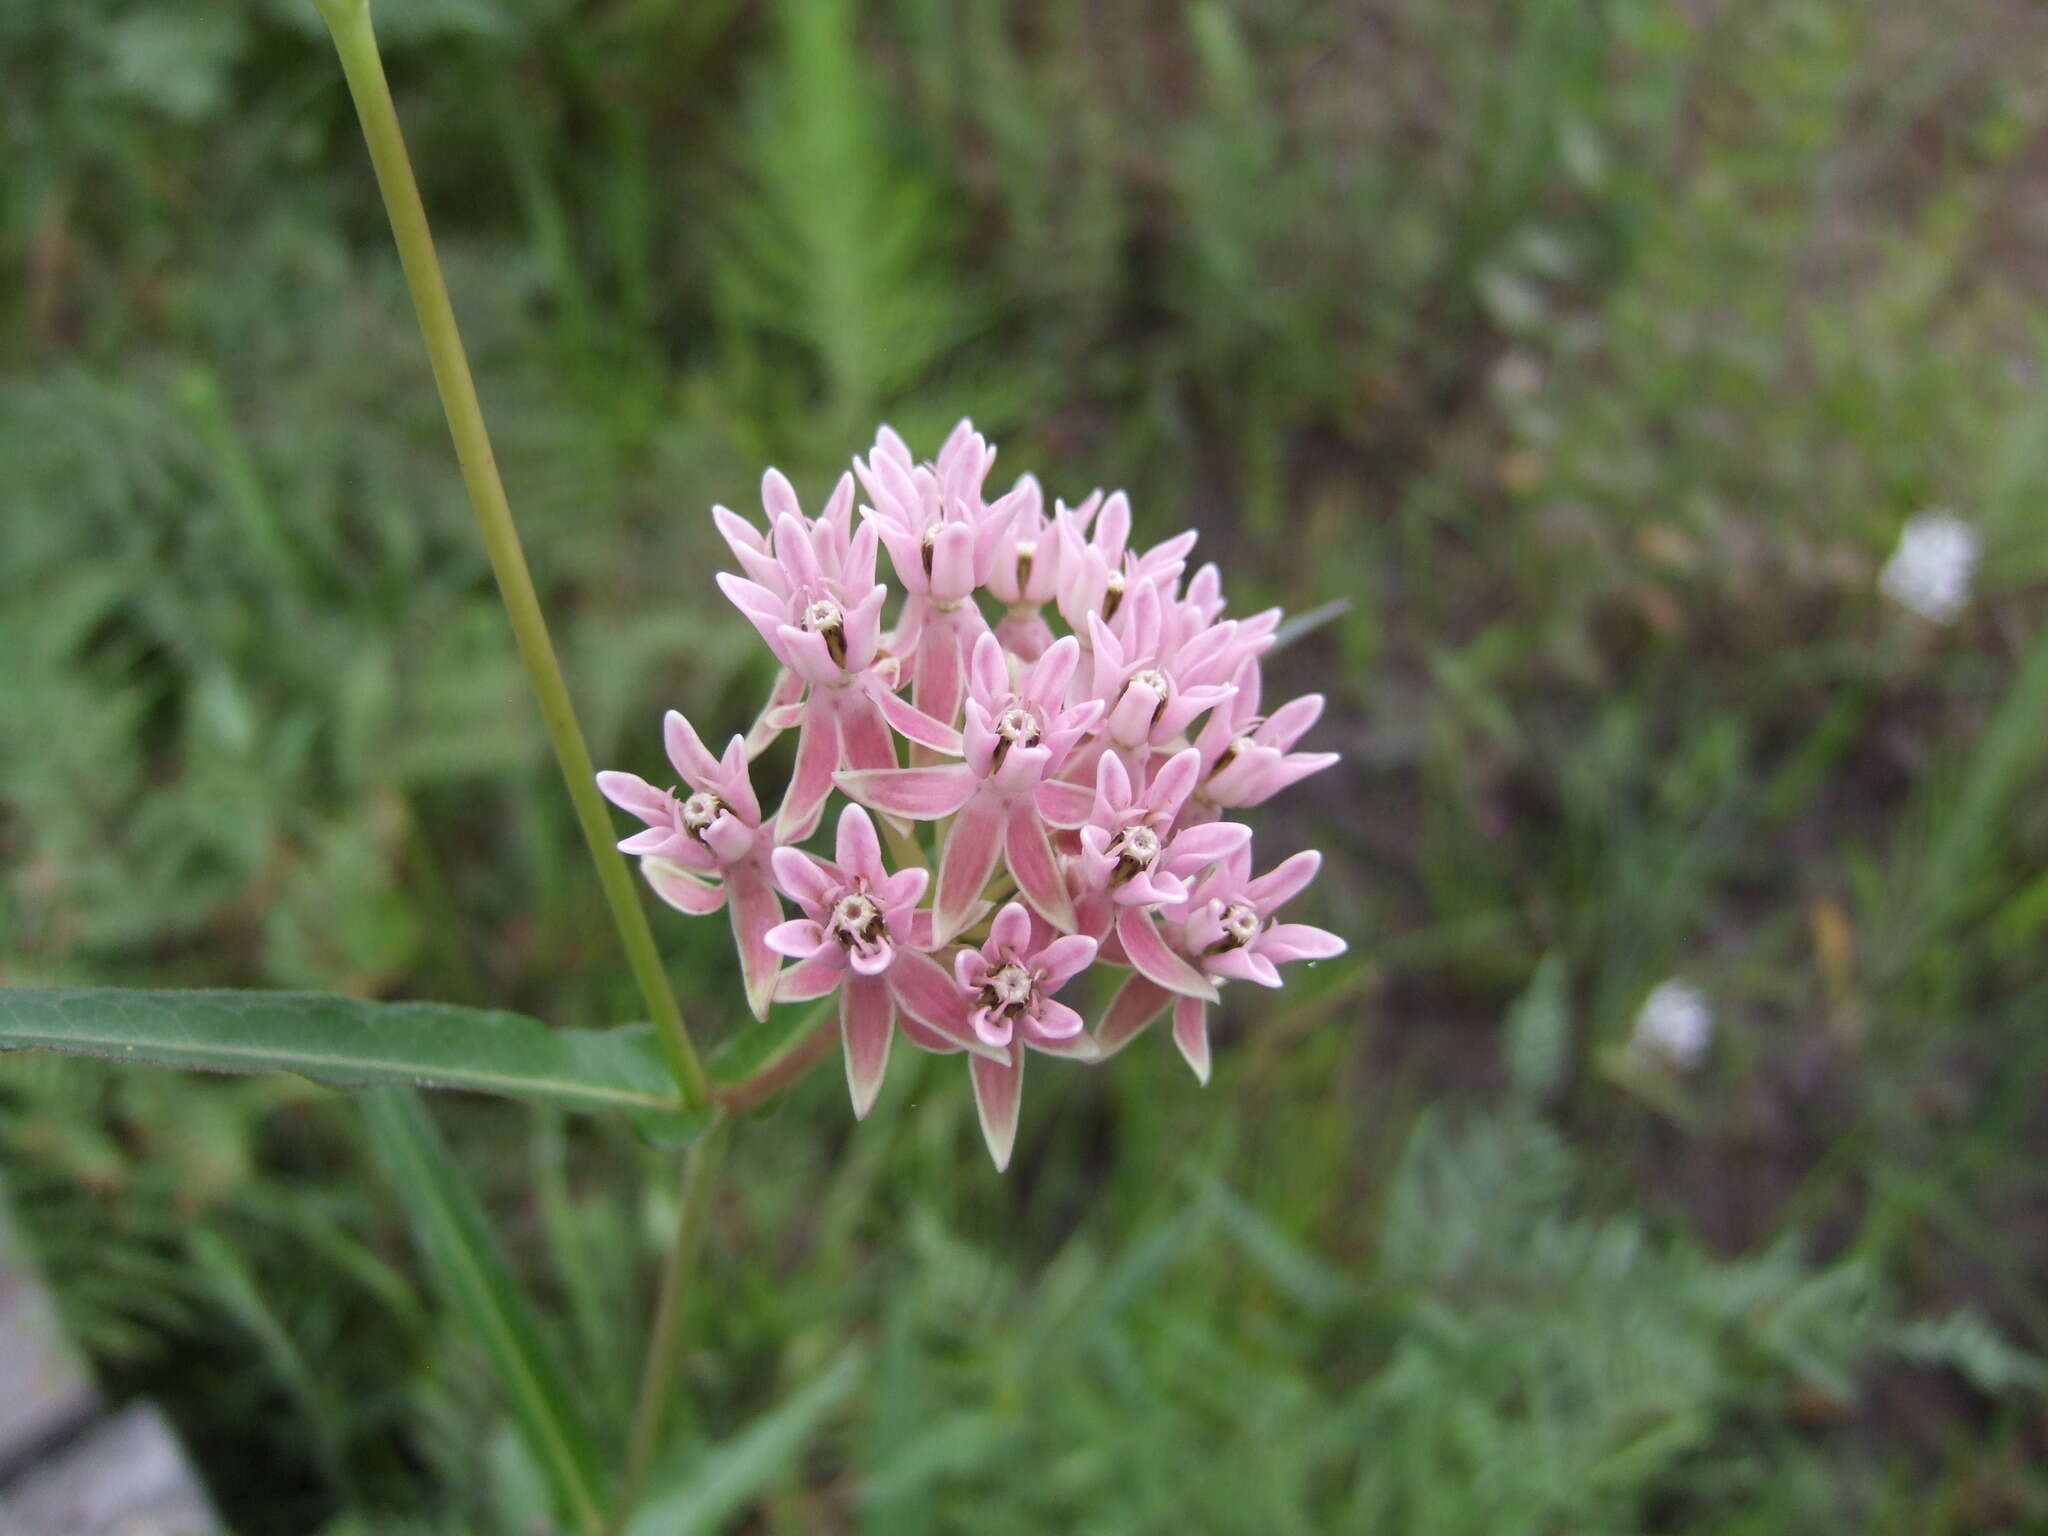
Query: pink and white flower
1098 846 1345 1082
602 427 1342 1170
1073 748 1250 1001
948 903 1099 1170
766 804 1001 1117
856 421 1031 725
1191 660 1340 812
597 710 783 1021
714 471 960 843
835 632 1101 942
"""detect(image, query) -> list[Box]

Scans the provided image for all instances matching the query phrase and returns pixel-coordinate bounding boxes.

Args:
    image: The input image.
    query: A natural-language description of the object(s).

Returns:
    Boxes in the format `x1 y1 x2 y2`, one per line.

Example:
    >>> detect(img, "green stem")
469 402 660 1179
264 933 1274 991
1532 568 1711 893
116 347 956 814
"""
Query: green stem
315 0 708 1112
610 1115 733 1531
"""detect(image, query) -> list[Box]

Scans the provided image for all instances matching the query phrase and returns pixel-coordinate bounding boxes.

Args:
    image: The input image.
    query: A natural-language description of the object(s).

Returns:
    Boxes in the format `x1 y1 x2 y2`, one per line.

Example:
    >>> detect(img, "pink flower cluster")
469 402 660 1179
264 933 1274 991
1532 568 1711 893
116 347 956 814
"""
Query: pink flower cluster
600 423 1342 1169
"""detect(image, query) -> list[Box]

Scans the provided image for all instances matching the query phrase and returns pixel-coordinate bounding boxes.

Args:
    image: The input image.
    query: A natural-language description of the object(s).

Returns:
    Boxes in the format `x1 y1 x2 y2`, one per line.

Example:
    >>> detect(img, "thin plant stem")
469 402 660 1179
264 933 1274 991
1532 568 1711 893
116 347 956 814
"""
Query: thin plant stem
611 1114 733 1531
314 0 708 1112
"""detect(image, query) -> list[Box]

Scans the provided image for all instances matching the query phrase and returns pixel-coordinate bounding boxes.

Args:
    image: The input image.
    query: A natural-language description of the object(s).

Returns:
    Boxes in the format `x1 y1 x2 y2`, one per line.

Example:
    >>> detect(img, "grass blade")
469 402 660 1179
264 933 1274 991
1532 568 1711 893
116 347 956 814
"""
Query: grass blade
361 1087 608 1536
623 1344 866 1536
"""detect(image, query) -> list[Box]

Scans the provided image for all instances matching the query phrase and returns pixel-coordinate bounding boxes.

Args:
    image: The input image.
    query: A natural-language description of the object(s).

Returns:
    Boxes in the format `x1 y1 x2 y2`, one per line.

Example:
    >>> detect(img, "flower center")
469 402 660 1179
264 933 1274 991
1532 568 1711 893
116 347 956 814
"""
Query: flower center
680 791 726 839
827 891 886 949
981 961 1036 1015
1218 901 1261 949
1013 539 1036 590
995 704 1041 747
1108 824 1161 884
919 527 937 579
803 597 849 667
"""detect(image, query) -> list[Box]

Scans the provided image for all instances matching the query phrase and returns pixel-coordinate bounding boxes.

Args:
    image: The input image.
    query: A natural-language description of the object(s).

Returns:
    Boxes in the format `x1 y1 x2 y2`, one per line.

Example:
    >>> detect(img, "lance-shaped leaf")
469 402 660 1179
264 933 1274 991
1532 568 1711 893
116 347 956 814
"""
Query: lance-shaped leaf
0 988 701 1137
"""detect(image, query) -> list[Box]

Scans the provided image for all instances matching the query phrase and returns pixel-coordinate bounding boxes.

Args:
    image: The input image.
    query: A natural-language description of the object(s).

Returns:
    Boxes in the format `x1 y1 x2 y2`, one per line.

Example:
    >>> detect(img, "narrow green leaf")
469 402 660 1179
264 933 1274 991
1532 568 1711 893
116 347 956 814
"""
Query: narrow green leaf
0 988 699 1133
624 1345 867 1536
1269 597 1352 653
360 1088 607 1536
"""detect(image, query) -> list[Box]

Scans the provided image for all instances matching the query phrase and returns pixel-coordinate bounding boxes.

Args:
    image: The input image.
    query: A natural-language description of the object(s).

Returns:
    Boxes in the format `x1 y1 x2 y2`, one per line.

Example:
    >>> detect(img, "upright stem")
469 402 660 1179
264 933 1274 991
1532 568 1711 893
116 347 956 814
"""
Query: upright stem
315 0 708 1111
611 1114 733 1531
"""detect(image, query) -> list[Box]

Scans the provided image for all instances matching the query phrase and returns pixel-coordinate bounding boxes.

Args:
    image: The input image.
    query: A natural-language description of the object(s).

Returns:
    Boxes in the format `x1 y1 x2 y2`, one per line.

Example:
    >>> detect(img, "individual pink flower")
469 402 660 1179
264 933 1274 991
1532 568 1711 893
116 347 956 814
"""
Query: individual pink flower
1084 576 1243 757
947 903 1099 1170
1096 847 1344 1082
767 804 1001 1117
985 477 1063 661
597 710 783 1022
715 471 961 843
856 420 1030 725
835 632 1101 942
1052 489 1197 643
1071 748 1250 1001
1190 659 1340 812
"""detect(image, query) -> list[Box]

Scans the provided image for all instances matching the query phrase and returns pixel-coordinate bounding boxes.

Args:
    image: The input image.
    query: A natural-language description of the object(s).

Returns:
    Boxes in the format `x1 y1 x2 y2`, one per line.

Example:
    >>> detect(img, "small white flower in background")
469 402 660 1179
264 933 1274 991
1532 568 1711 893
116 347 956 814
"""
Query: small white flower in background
1880 511 1979 625
1631 980 1713 1071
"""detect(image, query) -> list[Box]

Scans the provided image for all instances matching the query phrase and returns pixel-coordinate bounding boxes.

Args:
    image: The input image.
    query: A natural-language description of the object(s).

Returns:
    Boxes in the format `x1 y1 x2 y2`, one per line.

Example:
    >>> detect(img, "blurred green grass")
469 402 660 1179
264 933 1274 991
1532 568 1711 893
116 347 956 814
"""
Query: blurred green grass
4 1 2048 1530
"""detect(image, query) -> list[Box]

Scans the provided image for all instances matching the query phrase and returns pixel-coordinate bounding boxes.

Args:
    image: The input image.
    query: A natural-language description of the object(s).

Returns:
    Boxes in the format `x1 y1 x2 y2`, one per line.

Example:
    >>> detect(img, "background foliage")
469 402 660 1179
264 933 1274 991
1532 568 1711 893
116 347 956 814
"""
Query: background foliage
4 1 2047 1530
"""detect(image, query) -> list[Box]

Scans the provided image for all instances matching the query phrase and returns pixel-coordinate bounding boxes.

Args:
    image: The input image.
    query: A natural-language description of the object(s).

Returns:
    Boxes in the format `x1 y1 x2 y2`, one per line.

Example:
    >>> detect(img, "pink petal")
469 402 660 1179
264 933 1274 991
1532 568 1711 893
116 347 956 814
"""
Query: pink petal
1166 820 1253 871
770 845 837 910
774 709 842 844
1143 748 1204 820
718 734 762 824
1259 922 1346 963
837 690 898 773
725 862 785 1022
774 624 841 687
764 919 824 959
1117 908 1219 1002
642 860 726 916
777 951 845 1003
1096 973 1172 1059
1173 995 1212 1084
834 765 977 820
988 902 1033 957
761 466 802 520
1025 634 1081 707
596 770 672 826
1029 996 1086 1041
662 710 723 788
1034 933 1098 991
847 938 896 977
1244 849 1323 913
1033 779 1095 829
1263 693 1325 749
970 1049 1025 1172
1094 748 1133 814
1005 808 1076 933
701 813 756 867
715 572 785 630
619 825 687 859
871 683 965 755
840 974 895 1119
890 948 997 1058
968 630 1009 706
834 803 887 886
935 793 1006 944
928 522 978 604
1208 948 1283 987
